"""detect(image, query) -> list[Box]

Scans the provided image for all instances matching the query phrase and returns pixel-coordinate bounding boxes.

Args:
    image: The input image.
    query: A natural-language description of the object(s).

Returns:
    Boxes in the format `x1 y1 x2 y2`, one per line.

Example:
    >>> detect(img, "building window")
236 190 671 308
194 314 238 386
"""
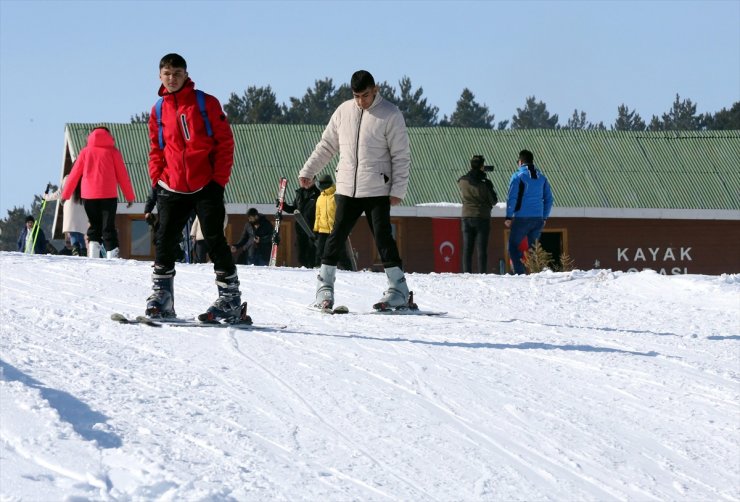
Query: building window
131 219 151 257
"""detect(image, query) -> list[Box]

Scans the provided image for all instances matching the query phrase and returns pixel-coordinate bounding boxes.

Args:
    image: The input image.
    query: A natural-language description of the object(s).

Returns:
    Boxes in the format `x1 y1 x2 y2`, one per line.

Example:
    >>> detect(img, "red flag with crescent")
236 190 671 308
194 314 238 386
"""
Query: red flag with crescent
432 218 461 273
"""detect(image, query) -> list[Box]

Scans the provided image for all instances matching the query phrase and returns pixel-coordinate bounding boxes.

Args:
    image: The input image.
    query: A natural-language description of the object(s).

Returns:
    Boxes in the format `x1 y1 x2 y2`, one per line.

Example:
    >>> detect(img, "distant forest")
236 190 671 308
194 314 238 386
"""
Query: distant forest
131 76 739 131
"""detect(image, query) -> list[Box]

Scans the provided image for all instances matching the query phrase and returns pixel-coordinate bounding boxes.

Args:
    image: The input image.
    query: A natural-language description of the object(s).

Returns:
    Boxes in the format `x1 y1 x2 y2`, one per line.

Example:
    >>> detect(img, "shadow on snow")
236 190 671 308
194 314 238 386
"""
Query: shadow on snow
0 359 122 449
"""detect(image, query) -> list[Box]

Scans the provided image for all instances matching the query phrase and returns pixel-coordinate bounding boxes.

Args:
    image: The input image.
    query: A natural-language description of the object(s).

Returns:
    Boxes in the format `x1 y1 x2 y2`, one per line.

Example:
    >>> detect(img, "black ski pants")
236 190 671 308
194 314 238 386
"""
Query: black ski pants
84 198 119 251
322 195 402 269
155 182 234 273
462 217 491 273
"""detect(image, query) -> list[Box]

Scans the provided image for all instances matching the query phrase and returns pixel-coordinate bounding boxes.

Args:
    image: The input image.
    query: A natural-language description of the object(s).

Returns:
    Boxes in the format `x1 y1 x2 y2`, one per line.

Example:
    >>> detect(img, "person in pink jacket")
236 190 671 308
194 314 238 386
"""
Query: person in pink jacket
62 126 135 258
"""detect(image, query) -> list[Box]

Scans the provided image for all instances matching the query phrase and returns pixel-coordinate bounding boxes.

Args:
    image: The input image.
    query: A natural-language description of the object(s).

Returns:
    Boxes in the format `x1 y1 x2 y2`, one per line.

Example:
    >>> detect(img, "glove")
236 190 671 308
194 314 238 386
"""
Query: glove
145 213 156 226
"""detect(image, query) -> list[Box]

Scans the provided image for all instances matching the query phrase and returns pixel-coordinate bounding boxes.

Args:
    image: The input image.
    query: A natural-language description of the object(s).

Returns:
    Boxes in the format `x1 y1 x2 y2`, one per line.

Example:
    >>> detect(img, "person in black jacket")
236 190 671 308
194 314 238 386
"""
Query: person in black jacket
232 208 273 266
458 155 497 273
17 215 48 254
283 183 320 268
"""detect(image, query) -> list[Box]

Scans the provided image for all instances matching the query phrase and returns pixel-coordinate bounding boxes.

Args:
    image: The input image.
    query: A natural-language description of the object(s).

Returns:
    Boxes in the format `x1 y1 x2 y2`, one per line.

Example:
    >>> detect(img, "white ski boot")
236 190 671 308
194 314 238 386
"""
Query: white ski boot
373 266 410 311
314 264 336 310
88 241 102 259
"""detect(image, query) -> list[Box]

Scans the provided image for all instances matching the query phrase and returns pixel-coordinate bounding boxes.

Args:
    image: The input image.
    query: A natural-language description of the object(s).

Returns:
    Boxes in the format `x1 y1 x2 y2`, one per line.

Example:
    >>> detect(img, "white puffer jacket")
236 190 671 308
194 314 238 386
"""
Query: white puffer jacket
299 94 411 200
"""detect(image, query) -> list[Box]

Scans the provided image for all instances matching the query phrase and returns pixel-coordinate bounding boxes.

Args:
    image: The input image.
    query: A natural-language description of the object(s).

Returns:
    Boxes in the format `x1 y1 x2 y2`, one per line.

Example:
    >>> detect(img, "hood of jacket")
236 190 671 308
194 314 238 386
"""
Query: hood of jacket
87 128 116 148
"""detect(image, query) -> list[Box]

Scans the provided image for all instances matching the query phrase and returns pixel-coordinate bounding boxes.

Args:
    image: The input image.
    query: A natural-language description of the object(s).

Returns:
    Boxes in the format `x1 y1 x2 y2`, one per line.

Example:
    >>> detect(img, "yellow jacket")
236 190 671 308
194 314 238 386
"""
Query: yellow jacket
314 186 336 234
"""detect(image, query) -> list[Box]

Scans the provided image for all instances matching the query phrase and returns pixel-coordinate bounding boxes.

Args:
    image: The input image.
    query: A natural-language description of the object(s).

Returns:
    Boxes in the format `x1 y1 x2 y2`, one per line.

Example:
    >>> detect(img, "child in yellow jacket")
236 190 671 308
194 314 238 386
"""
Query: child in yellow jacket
314 174 351 269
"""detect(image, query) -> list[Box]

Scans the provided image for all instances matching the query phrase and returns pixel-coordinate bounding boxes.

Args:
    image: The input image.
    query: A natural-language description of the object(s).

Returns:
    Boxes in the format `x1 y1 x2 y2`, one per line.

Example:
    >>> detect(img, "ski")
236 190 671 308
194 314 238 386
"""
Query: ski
306 304 349 315
269 177 288 267
370 291 446 316
293 209 317 242
110 313 286 332
366 309 447 317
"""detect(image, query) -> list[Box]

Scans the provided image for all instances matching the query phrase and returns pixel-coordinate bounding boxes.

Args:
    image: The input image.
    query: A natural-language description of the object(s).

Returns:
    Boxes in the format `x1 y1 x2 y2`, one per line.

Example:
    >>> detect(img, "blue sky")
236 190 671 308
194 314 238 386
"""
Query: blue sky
1 0 738 216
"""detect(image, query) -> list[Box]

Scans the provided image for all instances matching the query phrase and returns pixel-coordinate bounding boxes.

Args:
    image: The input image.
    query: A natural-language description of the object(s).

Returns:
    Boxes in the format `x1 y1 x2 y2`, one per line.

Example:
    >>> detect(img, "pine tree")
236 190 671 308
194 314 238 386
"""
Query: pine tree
0 186 57 252
612 104 646 131
130 112 150 124
700 102 740 130
284 78 349 125
395 76 438 127
224 85 283 124
446 88 494 128
511 96 559 129
563 109 588 130
650 94 700 131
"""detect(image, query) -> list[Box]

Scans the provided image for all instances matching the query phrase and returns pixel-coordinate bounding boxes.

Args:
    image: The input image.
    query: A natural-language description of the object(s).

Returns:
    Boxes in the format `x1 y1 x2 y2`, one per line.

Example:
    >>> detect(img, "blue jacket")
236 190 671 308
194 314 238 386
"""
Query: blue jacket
505 164 554 219
17 226 47 254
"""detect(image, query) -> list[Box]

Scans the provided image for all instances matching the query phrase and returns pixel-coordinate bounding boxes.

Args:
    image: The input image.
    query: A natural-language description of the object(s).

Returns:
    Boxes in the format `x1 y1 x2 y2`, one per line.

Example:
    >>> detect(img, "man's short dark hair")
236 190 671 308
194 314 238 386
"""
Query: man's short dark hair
25 215 34 223
160 53 187 70
351 70 375 92
519 149 534 164
246 208 259 217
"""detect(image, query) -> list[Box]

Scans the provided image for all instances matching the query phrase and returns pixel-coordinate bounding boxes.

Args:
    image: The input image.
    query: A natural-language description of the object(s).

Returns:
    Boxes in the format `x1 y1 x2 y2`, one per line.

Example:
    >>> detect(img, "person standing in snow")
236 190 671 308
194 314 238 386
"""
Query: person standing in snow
231 208 273 266
17 215 47 254
145 53 242 321
298 70 412 311
62 126 135 259
45 175 89 256
282 182 320 268
458 155 497 274
313 174 352 270
504 149 554 274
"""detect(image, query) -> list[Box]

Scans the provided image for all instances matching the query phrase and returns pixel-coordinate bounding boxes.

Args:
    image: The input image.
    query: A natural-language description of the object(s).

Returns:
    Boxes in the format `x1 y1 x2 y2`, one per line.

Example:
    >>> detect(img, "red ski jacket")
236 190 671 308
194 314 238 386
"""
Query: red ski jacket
148 79 235 193
63 128 135 202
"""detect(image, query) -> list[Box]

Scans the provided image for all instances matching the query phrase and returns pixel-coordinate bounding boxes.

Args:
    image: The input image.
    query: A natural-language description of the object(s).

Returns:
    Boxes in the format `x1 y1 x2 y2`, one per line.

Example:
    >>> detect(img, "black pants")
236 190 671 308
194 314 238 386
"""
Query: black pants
84 198 119 250
296 227 317 268
155 182 234 273
322 195 401 269
316 232 352 270
462 217 490 273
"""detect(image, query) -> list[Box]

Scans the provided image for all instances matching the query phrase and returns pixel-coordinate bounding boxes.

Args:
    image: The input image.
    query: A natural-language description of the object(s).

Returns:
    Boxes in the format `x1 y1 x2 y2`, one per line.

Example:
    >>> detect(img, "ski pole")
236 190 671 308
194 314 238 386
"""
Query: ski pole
30 183 52 253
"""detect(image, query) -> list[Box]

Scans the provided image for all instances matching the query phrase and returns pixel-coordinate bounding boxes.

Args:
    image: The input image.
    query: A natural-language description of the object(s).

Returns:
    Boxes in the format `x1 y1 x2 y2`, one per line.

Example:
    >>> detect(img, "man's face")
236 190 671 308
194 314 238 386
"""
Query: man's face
159 65 188 93
353 86 378 110
25 220 33 229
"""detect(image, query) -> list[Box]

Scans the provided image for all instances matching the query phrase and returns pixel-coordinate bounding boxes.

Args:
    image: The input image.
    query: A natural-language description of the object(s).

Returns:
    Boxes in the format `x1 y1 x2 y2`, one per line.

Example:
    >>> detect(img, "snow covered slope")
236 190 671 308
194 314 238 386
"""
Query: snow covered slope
1 252 738 500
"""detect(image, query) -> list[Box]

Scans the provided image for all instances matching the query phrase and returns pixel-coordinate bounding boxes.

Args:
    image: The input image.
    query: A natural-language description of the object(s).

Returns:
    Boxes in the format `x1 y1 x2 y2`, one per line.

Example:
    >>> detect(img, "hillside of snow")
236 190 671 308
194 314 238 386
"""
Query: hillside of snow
1 252 738 501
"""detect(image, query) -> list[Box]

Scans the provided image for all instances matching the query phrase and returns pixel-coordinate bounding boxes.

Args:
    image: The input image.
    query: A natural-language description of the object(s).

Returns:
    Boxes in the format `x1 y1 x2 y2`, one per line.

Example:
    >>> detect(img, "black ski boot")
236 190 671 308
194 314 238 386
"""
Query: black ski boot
145 266 176 318
200 270 244 323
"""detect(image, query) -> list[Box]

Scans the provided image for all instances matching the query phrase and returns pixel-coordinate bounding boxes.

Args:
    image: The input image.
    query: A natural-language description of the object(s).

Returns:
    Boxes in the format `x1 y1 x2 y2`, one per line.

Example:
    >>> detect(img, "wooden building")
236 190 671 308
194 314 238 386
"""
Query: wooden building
56 125 740 275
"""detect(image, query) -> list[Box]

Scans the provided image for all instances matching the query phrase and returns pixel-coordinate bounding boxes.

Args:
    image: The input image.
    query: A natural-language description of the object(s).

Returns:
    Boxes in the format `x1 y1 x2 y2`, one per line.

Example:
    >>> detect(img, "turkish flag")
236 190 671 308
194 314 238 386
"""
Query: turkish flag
432 218 461 273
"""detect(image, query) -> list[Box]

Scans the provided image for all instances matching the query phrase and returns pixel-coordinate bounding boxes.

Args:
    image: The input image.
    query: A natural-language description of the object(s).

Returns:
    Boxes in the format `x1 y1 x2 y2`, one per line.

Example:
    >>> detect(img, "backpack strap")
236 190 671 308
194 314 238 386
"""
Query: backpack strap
195 90 213 138
155 90 212 150
155 97 165 150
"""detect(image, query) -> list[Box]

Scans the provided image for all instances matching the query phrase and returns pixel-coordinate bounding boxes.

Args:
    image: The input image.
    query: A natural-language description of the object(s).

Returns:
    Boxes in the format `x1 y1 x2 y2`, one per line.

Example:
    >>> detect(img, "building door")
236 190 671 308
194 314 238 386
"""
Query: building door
503 228 567 273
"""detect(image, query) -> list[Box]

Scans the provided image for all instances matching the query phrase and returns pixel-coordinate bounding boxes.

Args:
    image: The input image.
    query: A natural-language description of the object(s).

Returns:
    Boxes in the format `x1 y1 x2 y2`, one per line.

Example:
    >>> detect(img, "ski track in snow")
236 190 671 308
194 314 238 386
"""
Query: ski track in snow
0 252 738 501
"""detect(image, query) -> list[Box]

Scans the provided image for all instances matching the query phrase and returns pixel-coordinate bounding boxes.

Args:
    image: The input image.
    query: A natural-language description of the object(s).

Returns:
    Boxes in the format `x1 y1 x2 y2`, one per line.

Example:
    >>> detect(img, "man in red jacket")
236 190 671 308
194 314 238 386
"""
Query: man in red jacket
145 53 243 322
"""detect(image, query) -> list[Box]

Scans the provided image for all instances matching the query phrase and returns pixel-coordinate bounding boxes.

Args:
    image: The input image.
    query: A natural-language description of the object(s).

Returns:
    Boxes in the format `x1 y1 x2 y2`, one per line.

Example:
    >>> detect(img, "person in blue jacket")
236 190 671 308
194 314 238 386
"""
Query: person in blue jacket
17 215 48 254
504 149 554 274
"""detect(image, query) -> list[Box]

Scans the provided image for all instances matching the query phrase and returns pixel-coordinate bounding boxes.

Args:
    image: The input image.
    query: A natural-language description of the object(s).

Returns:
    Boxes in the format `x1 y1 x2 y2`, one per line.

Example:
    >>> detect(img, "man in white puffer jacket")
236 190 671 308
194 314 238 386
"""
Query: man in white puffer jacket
298 70 412 311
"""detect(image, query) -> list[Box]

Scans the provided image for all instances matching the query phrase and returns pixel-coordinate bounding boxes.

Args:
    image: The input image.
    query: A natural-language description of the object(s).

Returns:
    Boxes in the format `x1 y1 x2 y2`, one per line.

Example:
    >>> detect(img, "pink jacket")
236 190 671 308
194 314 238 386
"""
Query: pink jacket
63 128 135 202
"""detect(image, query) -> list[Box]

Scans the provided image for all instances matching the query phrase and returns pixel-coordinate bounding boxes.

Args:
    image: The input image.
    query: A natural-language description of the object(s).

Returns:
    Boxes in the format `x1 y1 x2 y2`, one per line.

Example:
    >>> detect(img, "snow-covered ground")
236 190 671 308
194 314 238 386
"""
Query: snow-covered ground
1 252 738 501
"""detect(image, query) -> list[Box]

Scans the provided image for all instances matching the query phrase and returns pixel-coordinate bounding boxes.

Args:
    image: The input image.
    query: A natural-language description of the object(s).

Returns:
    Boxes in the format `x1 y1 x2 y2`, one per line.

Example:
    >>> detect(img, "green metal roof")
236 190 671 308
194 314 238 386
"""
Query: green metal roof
64 124 740 211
